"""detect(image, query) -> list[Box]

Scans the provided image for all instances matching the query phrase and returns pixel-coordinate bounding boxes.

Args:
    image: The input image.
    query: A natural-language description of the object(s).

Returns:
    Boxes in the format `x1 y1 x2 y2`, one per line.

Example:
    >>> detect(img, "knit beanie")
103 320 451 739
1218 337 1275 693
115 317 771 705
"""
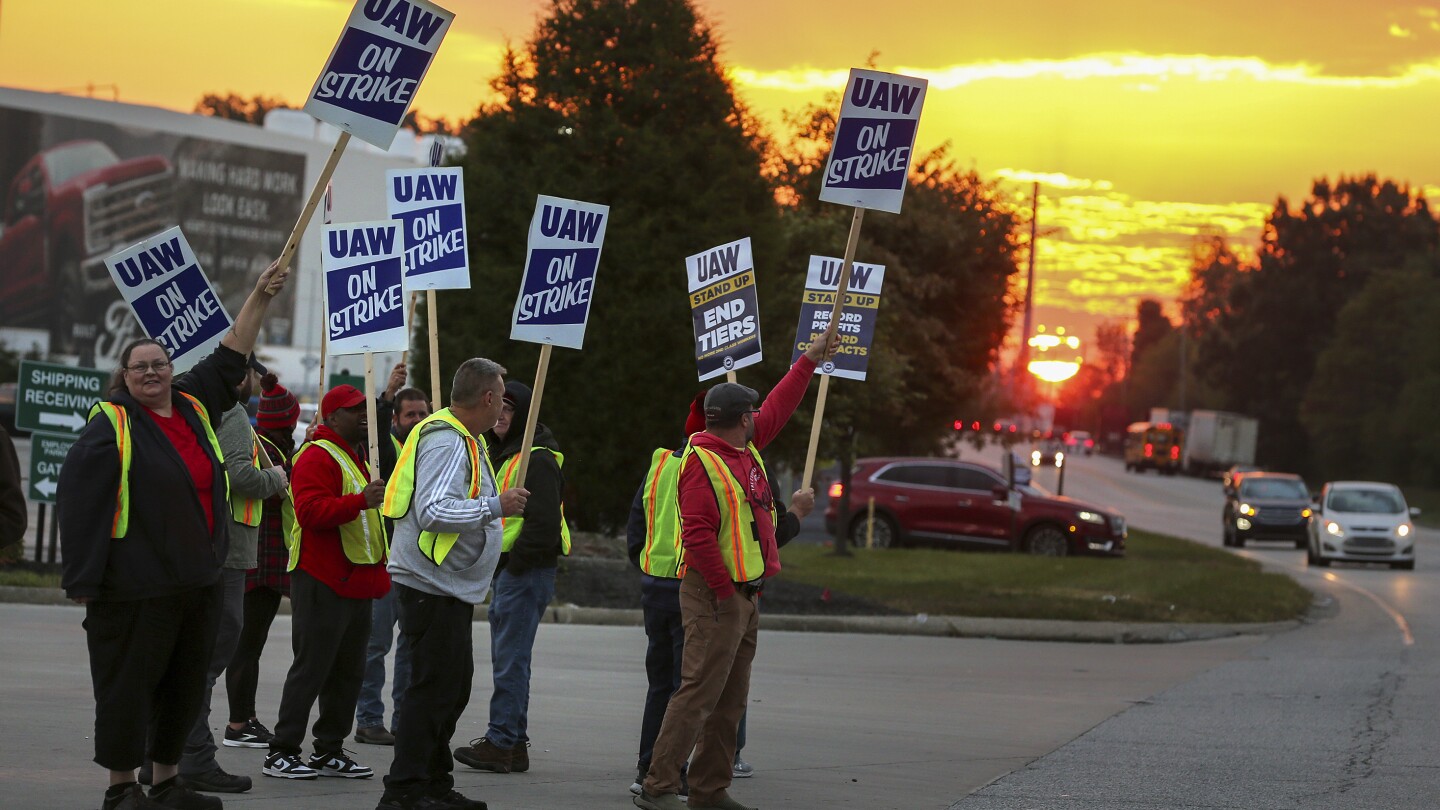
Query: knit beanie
257 373 300 431
683 389 707 438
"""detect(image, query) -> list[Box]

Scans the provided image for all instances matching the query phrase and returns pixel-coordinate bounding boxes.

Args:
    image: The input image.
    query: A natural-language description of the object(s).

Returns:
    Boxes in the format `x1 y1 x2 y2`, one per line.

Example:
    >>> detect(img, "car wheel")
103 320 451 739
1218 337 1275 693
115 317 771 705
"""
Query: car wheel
1294 538 1306 550
849 513 899 550
1311 547 1330 567
1025 525 1068 557
1222 524 1234 547
1391 560 1415 571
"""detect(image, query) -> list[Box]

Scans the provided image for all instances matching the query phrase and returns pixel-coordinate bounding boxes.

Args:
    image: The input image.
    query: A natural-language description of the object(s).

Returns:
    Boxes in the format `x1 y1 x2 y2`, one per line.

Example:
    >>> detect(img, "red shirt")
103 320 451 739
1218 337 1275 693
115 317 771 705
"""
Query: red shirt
678 355 817 599
145 405 215 534
289 425 390 599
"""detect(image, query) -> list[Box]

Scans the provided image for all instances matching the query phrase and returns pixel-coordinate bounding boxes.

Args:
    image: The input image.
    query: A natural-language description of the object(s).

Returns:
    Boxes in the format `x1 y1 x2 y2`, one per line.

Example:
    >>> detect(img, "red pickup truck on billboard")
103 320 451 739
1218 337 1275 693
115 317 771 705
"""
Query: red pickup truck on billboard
0 139 174 350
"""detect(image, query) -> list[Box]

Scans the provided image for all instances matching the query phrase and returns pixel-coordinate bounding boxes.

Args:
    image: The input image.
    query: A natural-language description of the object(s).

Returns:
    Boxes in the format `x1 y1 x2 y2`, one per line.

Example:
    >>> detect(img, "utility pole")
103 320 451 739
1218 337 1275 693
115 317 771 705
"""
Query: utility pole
1013 182 1040 402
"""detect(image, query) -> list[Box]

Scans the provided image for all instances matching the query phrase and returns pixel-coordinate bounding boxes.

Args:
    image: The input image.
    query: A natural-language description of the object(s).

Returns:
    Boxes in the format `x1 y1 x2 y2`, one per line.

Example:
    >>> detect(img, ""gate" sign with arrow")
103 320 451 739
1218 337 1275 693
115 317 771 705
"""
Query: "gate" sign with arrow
27 432 75 505
15 360 108 436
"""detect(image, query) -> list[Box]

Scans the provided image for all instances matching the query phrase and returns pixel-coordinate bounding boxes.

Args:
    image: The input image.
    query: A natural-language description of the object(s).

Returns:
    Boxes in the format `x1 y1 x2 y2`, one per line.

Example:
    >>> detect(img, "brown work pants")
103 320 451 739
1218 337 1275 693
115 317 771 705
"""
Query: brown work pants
644 569 759 806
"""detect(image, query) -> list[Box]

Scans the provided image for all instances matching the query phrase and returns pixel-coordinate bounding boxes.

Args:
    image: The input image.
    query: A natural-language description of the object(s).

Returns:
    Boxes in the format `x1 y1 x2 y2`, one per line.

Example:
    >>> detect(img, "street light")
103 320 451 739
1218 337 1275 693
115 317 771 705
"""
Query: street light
1026 325 1083 384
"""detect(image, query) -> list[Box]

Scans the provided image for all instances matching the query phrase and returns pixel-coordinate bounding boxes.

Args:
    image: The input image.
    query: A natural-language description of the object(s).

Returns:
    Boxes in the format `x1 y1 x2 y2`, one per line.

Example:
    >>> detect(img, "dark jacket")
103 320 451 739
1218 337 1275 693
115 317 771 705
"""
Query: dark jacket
487 381 564 576
0 425 24 551
626 448 800 613
59 345 245 601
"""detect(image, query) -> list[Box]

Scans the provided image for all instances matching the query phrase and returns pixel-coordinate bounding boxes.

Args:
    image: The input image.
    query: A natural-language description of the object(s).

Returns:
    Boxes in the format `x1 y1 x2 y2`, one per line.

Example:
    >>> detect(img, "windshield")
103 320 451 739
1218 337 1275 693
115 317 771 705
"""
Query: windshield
1327 488 1405 514
1239 478 1307 500
42 142 119 187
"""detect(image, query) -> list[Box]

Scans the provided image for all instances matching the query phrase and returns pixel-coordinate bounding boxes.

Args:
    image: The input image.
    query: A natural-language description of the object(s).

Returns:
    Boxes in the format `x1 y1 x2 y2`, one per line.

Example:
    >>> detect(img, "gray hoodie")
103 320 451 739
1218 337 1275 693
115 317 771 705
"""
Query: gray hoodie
217 402 288 569
387 420 504 605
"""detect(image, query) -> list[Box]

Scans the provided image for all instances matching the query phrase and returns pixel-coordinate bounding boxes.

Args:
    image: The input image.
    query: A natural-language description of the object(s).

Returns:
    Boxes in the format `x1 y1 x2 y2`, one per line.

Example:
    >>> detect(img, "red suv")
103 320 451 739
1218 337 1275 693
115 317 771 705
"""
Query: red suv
825 457 1126 557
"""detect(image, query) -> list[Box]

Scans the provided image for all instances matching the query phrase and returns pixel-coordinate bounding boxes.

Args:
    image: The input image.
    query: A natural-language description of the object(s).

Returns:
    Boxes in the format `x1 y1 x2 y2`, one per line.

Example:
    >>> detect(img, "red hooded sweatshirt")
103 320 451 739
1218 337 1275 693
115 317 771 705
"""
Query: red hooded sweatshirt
290 425 391 599
678 355 817 600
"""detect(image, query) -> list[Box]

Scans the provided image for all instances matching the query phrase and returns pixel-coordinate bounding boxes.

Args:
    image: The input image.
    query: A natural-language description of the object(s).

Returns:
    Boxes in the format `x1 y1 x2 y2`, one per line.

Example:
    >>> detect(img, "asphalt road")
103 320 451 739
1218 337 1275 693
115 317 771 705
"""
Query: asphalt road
949 447 1440 808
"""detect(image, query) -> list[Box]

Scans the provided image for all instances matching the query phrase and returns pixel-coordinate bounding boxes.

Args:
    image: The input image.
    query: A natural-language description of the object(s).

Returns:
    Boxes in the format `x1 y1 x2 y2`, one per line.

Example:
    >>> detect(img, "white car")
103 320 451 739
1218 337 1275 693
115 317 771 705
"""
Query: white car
1307 481 1418 570
291 403 319 446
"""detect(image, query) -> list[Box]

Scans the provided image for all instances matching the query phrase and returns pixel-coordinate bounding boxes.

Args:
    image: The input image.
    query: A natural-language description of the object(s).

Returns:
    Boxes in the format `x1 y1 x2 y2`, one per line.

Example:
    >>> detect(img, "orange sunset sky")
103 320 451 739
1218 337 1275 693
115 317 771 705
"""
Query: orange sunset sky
3 0 1439 351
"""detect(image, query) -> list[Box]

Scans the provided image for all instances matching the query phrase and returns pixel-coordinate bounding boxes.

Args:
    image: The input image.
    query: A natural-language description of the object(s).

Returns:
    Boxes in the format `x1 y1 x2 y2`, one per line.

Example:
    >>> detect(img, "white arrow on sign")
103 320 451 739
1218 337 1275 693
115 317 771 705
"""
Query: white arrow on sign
38 411 86 432
34 478 57 498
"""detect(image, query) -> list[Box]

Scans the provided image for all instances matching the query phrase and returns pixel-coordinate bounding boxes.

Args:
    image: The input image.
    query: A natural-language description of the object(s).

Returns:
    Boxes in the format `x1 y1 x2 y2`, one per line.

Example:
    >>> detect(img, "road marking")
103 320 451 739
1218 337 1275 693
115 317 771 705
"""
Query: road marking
1253 553 1415 647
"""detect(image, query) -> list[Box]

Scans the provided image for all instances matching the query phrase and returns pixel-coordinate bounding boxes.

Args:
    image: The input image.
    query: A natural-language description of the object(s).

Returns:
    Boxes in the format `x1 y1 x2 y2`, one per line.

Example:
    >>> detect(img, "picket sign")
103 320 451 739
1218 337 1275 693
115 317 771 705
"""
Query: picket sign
314 181 336 429
800 207 865 488
102 227 234 370
509 196 610 489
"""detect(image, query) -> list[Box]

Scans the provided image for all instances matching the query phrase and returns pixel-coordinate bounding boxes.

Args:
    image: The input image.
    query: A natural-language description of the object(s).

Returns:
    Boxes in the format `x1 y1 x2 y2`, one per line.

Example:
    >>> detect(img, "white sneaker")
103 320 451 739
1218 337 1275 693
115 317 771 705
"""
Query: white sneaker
262 751 318 780
732 756 754 778
308 749 374 779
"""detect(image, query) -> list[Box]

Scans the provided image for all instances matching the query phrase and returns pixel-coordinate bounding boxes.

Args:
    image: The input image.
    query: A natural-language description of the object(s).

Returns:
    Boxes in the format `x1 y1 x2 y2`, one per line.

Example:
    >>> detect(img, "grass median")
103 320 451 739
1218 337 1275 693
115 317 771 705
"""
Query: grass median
776 528 1312 623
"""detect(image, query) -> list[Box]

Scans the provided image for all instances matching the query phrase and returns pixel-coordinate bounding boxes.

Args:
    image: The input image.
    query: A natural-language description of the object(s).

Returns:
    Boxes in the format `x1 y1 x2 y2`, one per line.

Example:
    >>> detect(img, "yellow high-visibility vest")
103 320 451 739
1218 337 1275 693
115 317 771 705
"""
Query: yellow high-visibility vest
86 392 229 539
286 439 387 571
229 430 264 528
679 443 774 583
382 408 490 565
639 448 684 579
496 447 571 555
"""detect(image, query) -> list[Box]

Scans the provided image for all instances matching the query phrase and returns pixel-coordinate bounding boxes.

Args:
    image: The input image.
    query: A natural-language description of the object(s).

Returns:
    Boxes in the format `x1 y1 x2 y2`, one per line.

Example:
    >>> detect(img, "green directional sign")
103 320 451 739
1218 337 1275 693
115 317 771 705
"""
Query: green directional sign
28 432 76 504
15 360 108 436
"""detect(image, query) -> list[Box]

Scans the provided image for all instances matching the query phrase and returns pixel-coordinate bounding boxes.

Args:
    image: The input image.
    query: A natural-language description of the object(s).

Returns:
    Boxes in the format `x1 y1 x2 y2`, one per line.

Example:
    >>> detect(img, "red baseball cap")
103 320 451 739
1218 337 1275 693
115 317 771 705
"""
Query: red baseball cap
321 384 366 417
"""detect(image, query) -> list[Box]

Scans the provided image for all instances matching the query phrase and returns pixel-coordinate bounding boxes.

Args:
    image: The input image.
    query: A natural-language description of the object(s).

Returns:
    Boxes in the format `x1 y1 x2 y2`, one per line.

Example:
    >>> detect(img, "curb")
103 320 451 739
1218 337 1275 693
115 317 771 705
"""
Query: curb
0 586 1299 643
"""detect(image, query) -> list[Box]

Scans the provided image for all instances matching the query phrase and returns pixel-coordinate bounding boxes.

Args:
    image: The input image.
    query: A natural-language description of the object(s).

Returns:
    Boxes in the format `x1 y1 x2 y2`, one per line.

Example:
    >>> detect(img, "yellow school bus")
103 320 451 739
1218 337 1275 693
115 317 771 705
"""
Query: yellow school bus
1124 422 1184 475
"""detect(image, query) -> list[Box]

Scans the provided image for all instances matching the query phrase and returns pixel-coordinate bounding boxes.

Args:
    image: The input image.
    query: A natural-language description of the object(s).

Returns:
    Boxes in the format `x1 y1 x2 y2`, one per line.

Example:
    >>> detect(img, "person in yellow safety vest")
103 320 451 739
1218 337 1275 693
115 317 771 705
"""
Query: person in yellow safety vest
453 380 567 775
58 258 292 810
379 358 526 810
636 333 837 810
625 391 815 799
263 384 389 782
356 373 432 748
165 354 289 795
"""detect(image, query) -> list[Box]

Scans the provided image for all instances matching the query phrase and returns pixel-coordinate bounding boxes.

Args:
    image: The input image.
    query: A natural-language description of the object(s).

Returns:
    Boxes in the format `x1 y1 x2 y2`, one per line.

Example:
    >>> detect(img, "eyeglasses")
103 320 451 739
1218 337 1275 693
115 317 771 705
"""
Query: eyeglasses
124 360 173 374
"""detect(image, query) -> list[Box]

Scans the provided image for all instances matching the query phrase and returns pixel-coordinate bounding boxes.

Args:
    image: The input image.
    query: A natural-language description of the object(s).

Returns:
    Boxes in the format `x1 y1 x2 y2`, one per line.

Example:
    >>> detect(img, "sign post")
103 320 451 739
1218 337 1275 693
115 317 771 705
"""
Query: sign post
15 360 108 436
322 220 411 478
801 67 926 486
103 228 234 371
509 194 610 488
687 237 762 383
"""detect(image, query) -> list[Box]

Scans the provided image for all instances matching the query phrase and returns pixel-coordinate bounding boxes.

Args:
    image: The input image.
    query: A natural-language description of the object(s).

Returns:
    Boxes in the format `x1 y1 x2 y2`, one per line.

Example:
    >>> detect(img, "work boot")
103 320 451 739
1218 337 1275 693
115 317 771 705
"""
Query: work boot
102 783 165 810
633 791 688 810
149 776 222 810
182 767 252 793
453 737 512 773
510 740 530 773
355 725 396 746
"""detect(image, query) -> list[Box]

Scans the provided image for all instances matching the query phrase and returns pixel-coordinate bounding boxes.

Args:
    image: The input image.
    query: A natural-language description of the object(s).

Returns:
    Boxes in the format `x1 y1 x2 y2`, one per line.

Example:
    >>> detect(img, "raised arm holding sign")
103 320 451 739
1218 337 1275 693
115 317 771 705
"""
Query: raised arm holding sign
509 195 610 489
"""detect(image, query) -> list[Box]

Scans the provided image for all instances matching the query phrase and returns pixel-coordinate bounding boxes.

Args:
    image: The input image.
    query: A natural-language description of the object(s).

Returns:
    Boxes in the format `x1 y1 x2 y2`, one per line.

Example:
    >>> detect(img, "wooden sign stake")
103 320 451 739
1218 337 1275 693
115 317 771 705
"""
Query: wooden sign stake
277 132 351 275
799 206 867 488
725 370 737 384
512 344 552 490
427 289 442 408
364 351 380 481
401 292 418 364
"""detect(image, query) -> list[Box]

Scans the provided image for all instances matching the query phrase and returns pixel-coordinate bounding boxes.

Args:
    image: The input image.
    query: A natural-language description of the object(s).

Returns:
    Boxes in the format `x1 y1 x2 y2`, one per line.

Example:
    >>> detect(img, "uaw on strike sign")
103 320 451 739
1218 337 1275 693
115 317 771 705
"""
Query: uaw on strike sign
819 68 928 214
323 221 410 355
511 195 610 350
305 0 454 149
687 238 762 381
790 255 886 381
104 227 233 369
386 167 469 290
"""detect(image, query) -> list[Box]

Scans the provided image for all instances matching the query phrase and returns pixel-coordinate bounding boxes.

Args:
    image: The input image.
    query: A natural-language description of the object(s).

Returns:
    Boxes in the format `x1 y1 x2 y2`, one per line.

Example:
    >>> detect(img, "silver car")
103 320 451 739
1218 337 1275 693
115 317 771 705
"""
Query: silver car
1307 481 1418 570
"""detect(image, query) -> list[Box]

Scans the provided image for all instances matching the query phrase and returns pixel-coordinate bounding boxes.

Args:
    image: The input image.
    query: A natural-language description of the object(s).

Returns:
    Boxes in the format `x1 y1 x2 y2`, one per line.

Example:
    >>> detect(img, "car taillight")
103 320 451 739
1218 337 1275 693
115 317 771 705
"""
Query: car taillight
1170 445 1180 460
828 482 844 499
1144 443 1153 458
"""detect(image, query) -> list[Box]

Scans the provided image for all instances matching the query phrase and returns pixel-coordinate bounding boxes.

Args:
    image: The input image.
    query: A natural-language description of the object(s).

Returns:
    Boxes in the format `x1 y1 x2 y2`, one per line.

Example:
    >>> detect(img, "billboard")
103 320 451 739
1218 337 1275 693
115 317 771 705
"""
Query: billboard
0 104 306 365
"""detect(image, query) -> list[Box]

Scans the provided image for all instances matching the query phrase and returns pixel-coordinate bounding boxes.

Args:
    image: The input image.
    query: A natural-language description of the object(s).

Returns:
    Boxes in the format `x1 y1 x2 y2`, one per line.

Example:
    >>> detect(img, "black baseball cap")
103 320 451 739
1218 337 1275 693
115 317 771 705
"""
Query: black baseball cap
704 383 759 420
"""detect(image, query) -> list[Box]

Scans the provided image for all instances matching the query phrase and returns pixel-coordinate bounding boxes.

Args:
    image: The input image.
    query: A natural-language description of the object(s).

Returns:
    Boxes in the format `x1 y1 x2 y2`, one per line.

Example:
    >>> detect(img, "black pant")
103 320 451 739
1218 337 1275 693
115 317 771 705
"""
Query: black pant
227 586 283 723
85 584 222 770
383 584 475 801
270 570 372 756
637 604 685 772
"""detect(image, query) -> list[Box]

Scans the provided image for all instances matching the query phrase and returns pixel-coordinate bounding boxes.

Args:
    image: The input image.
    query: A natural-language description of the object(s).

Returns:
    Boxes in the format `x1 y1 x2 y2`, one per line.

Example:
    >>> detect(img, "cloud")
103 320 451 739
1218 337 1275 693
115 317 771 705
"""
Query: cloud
994 169 1113 191
733 53 1440 94
1390 24 1416 38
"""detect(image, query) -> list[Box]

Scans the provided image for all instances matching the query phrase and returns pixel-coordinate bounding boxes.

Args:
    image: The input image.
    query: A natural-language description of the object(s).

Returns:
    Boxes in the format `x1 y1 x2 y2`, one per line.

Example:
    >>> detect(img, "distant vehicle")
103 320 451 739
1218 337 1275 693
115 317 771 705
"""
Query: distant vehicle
825 457 1126 557
1124 422 1183 475
1222 464 1264 495
0 140 175 347
1307 481 1418 570
1222 473 1311 548
1064 430 1094 456
1183 410 1258 477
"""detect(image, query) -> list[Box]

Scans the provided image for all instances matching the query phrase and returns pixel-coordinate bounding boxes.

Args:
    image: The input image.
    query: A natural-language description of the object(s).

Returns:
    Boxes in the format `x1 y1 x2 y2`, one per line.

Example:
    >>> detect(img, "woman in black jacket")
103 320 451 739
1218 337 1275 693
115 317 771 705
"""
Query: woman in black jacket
60 259 289 810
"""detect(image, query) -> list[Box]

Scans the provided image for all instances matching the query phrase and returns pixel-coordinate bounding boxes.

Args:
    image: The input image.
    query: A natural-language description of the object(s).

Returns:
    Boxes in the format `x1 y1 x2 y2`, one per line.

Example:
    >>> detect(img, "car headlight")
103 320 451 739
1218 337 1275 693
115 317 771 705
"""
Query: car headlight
1301 508 1312 518
1077 510 1106 525
1397 523 1412 538
1325 521 1345 537
1238 503 1256 516
1031 450 1041 466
